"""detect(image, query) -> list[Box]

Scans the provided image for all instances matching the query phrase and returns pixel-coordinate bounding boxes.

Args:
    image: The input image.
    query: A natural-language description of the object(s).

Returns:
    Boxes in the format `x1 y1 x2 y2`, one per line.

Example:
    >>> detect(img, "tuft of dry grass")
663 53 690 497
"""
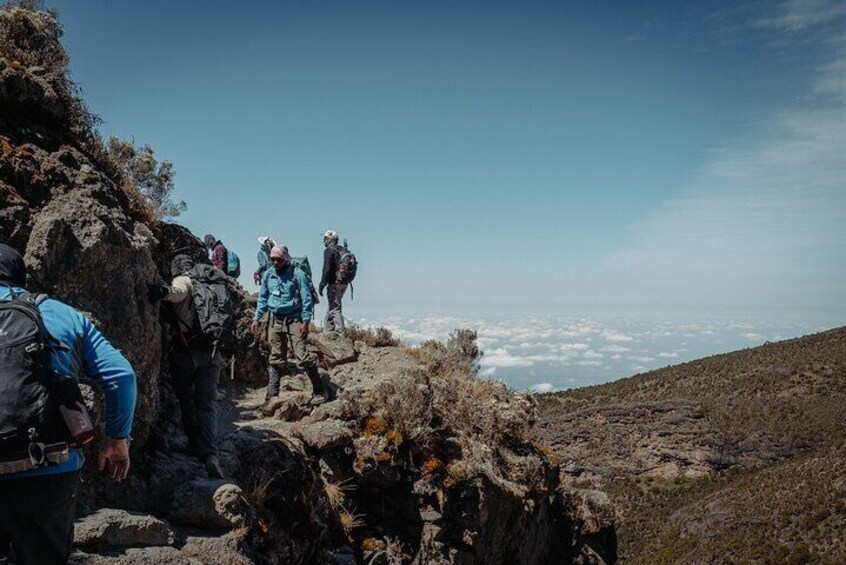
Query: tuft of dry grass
338 508 366 536
247 471 279 514
322 476 355 510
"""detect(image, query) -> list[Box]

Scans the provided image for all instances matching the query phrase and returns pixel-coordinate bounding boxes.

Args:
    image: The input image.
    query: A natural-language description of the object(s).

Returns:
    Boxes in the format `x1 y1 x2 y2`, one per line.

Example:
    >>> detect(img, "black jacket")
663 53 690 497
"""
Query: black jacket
320 245 341 289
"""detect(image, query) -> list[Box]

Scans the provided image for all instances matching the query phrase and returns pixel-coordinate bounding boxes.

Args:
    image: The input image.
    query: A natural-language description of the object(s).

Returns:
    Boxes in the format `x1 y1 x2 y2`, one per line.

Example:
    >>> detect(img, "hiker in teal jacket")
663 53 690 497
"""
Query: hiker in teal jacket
251 244 328 405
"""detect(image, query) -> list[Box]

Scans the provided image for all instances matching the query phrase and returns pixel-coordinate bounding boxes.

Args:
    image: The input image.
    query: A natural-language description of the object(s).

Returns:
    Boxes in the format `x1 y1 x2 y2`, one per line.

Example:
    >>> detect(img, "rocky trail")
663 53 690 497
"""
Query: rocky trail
67 338 618 564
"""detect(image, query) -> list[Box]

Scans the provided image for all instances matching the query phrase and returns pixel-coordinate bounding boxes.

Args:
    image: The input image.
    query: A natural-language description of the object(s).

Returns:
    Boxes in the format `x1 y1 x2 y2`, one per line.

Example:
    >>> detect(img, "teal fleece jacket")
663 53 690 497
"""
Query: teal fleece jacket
254 265 313 322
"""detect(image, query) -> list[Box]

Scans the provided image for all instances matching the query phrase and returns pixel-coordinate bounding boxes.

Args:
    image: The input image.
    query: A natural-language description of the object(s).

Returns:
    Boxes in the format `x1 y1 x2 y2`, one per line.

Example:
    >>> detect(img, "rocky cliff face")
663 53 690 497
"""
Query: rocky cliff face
1 6 617 563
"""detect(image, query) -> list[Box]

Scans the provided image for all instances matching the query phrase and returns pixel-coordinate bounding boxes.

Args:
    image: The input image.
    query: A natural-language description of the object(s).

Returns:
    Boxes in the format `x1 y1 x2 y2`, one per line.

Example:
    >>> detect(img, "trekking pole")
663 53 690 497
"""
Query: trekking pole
230 355 235 380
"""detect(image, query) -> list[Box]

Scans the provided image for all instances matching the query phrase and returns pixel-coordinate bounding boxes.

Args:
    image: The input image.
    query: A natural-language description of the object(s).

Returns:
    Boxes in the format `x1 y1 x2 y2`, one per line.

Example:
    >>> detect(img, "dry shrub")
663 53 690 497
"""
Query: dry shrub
410 329 536 445
421 456 445 480
0 4 98 138
0 2 62 69
0 4 184 223
350 373 433 443
105 136 185 222
351 328 538 446
345 324 401 347
531 441 561 466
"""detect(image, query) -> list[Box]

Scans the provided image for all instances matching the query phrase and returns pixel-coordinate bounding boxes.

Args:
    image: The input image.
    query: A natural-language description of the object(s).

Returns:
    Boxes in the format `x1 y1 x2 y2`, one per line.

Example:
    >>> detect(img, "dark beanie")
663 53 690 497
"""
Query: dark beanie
0 244 27 286
171 254 195 277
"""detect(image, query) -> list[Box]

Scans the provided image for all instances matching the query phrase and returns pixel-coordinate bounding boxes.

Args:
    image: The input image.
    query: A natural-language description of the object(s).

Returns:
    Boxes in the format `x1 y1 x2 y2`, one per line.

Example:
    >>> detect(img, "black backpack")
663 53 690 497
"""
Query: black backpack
0 290 62 456
335 244 358 285
185 264 235 353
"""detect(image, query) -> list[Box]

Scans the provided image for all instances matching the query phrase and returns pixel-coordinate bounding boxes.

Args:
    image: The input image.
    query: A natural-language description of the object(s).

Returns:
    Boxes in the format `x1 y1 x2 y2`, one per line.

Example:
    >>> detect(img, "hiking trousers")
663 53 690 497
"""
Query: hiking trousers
324 283 347 333
0 471 79 565
171 348 222 460
266 316 319 398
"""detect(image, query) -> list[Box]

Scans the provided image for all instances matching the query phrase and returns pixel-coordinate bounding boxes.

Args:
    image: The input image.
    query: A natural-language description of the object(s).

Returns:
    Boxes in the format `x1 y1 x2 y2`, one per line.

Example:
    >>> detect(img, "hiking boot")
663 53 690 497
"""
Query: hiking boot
266 365 282 399
307 366 330 402
204 456 224 479
260 398 278 416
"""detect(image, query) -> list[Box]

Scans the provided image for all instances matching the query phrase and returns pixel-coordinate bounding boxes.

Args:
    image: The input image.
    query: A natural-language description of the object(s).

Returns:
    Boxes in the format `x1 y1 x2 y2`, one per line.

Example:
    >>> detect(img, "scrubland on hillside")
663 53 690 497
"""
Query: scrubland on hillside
538 326 846 563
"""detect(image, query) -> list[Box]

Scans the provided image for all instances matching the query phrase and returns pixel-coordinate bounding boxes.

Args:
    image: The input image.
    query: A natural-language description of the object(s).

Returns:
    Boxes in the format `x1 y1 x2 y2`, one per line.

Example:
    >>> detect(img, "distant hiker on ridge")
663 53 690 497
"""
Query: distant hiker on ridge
147 254 235 479
204 233 240 278
251 245 329 406
319 229 357 333
253 236 276 286
204 234 226 271
0 244 137 564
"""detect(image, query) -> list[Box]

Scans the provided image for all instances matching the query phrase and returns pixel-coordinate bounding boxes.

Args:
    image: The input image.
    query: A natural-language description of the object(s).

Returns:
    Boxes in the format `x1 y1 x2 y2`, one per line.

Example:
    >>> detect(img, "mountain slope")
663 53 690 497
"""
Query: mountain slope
537 326 846 563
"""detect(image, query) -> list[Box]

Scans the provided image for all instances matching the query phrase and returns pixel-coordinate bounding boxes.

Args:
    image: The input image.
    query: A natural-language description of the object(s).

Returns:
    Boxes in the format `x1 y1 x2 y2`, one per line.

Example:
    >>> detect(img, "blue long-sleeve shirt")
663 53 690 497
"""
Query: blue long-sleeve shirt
253 265 313 322
0 287 137 479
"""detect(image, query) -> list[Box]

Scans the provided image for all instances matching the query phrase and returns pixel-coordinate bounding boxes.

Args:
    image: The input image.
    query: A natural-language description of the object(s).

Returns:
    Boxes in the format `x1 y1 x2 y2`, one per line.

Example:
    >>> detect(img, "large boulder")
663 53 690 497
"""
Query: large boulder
24 177 162 446
310 331 357 368
0 133 163 451
74 509 174 549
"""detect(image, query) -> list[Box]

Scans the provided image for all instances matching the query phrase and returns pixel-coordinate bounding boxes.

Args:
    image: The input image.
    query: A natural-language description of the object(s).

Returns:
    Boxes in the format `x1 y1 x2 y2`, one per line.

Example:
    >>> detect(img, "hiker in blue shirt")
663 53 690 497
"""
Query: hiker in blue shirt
0 243 137 565
250 244 328 406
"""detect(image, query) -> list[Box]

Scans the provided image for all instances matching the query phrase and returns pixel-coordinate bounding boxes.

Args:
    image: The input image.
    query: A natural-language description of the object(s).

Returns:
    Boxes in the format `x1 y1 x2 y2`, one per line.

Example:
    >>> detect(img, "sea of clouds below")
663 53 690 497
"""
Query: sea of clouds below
351 311 831 392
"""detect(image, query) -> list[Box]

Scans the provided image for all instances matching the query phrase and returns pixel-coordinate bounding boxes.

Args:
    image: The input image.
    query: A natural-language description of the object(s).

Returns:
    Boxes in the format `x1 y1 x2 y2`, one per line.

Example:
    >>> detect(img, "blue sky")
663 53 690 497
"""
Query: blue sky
49 0 846 329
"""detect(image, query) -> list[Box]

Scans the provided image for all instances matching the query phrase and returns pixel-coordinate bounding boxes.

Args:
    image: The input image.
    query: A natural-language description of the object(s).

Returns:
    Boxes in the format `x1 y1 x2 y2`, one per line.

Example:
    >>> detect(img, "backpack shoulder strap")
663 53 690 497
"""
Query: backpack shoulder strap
11 291 69 351
291 266 302 291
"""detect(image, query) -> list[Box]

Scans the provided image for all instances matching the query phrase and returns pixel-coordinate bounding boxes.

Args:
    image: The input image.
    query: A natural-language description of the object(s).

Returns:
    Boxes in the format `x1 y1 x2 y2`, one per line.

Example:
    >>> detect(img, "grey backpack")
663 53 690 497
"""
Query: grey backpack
186 265 235 353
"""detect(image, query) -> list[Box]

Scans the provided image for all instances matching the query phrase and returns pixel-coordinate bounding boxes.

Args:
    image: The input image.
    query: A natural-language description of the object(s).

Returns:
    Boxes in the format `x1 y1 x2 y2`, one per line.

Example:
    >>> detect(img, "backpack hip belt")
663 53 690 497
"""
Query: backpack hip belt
272 313 302 325
0 441 70 475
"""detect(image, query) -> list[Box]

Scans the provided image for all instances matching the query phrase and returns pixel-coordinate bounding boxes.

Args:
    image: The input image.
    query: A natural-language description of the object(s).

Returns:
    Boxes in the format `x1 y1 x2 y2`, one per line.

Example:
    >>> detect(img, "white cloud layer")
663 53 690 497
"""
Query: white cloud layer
354 312 825 391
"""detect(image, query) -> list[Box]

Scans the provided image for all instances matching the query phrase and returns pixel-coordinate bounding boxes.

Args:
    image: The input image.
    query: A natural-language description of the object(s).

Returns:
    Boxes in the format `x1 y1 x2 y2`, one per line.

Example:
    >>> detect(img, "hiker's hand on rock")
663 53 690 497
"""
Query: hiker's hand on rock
251 320 260 335
98 437 130 481
300 323 309 337
146 283 168 302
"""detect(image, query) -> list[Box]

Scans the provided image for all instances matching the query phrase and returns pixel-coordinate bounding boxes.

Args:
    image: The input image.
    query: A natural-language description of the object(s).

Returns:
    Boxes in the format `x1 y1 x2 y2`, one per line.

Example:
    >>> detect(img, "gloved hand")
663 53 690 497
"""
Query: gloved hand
319 284 325 297
299 322 310 338
146 283 169 302
253 272 260 286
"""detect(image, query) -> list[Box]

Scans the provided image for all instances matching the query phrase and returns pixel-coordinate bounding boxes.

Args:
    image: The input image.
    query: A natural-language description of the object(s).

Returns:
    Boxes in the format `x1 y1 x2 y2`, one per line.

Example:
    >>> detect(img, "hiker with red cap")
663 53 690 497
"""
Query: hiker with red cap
250 245 329 405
